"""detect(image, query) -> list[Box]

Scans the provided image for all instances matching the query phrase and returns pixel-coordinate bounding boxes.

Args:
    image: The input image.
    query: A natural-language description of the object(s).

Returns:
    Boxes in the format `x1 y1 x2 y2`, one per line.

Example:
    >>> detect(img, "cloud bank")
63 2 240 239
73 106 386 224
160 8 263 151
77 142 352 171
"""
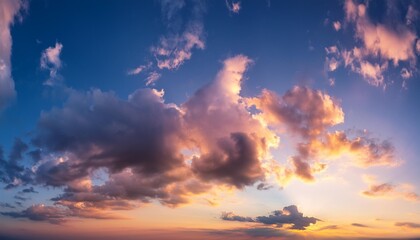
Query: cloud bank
0 55 400 223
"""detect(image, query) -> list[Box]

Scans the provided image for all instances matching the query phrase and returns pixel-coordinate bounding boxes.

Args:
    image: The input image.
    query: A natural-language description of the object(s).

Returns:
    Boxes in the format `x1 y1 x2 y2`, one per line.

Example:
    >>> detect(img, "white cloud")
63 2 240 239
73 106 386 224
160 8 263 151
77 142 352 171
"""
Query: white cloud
0 0 26 111
40 42 63 86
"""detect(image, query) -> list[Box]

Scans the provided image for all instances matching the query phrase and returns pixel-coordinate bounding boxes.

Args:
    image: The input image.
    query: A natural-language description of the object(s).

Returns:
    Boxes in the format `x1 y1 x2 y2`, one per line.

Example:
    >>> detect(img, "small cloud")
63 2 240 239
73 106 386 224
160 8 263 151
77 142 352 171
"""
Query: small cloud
40 42 63 86
351 223 369 228
145 71 161 86
332 21 341 31
226 0 241 14
127 65 146 75
395 222 420 229
256 182 272 191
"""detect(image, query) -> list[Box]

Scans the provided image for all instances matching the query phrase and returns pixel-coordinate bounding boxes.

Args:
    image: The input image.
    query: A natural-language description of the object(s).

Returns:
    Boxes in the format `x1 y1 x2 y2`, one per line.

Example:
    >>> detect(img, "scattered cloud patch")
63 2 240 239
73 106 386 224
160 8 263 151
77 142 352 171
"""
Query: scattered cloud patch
40 42 63 86
226 0 241 14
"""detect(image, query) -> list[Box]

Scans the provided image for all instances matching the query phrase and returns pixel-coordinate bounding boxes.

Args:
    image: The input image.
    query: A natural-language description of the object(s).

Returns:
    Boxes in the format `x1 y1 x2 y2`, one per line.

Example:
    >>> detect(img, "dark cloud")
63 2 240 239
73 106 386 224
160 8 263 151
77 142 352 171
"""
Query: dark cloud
1 203 123 224
191 132 265 188
8 138 28 163
221 212 255 222
395 222 420 228
256 183 273 191
13 195 29 201
0 55 403 225
1 204 68 224
0 202 15 209
351 223 369 228
20 187 38 194
221 205 319 230
0 140 34 189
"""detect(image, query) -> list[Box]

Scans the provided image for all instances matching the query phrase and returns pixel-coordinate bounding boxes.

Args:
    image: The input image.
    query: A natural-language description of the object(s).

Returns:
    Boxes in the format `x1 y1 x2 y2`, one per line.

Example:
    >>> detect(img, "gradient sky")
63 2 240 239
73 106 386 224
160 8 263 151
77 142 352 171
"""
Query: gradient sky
1 0 420 239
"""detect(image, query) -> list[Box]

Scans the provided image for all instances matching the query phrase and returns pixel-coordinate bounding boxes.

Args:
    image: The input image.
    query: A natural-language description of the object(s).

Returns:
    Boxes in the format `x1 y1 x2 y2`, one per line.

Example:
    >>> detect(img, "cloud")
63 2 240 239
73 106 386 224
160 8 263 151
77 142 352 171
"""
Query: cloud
395 222 420 229
145 71 161 86
326 0 419 88
0 55 402 223
247 87 398 181
20 186 38 194
226 0 241 14
0 55 278 222
332 21 341 31
221 205 320 230
0 0 26 111
351 223 369 228
221 212 255 222
0 139 33 189
0 202 15 209
40 42 63 86
256 183 272 190
247 86 344 139
151 0 205 71
127 1 207 85
362 175 420 202
127 65 147 75
1 204 68 224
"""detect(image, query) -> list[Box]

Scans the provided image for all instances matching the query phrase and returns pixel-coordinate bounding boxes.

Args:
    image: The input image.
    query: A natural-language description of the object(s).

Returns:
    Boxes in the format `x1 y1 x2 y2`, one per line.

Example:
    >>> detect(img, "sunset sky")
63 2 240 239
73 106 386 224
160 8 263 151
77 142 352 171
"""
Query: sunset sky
1 0 420 239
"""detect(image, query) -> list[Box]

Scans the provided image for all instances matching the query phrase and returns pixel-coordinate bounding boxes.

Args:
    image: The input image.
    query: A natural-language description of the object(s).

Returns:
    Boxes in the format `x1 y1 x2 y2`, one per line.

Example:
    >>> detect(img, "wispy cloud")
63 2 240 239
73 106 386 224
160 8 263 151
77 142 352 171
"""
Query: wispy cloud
362 175 420 202
40 42 63 86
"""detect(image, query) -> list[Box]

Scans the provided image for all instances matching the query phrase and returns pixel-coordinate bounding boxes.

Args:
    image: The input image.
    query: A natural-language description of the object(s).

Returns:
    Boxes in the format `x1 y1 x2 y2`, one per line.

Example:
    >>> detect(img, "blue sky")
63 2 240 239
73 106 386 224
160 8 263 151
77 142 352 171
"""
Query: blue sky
1 0 420 239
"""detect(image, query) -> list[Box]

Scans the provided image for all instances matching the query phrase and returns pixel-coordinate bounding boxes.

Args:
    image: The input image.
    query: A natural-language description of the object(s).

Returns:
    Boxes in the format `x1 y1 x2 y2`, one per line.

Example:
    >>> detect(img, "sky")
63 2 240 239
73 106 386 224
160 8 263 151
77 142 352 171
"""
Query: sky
0 0 420 239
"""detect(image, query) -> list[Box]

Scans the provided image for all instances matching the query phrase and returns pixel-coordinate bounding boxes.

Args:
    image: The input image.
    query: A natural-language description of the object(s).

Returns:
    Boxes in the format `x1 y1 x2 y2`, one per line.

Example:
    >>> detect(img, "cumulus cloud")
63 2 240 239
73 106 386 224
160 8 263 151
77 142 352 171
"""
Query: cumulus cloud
226 0 241 14
0 55 402 223
0 0 26 111
247 87 398 181
221 205 319 230
326 0 419 88
40 42 63 86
